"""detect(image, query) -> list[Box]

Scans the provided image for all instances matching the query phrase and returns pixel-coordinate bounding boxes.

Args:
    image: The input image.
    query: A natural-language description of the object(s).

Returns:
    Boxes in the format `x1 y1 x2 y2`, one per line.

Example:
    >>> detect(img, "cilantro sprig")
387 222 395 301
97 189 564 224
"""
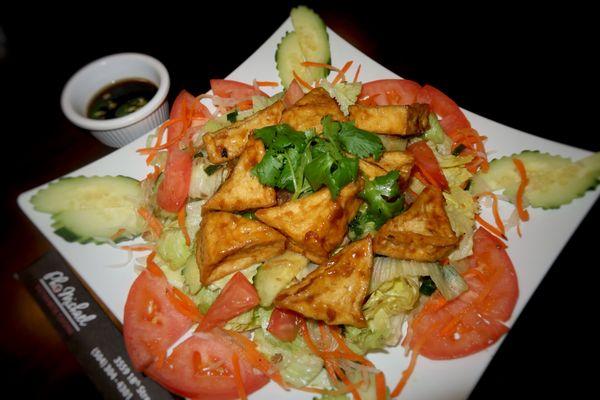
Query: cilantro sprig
253 115 383 199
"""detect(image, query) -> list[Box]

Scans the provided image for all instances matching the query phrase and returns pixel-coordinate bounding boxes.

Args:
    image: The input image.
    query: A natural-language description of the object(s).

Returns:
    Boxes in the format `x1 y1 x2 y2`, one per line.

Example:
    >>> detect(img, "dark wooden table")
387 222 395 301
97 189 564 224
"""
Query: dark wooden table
1 3 596 398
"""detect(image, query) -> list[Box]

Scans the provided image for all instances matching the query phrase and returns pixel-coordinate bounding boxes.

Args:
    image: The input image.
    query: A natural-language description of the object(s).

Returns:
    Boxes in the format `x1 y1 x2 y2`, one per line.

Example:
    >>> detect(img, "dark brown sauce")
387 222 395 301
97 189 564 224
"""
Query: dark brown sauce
87 79 157 120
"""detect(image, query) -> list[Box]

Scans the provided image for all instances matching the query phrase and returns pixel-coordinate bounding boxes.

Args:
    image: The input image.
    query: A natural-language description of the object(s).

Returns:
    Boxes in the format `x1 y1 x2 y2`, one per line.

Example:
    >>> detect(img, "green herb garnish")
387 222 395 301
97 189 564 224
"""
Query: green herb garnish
420 276 437 296
227 110 238 123
349 170 404 240
253 116 383 200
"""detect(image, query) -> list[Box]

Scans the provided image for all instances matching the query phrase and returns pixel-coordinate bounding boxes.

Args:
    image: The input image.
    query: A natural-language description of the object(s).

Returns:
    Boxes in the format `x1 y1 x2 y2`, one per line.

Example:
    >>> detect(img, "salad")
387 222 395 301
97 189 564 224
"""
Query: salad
30 6 600 400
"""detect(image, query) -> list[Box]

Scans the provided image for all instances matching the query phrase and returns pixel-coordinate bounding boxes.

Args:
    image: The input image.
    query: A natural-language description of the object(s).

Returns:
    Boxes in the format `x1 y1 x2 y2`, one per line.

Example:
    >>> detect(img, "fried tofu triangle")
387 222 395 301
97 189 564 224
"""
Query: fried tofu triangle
204 100 284 163
280 87 345 133
196 212 286 284
359 151 414 184
275 236 373 327
374 186 458 261
255 182 362 264
203 139 276 212
349 103 430 135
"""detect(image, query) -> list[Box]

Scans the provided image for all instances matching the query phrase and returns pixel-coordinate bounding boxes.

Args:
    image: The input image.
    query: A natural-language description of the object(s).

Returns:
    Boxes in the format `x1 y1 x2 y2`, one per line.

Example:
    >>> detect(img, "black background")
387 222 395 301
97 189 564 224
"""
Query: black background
1 2 596 399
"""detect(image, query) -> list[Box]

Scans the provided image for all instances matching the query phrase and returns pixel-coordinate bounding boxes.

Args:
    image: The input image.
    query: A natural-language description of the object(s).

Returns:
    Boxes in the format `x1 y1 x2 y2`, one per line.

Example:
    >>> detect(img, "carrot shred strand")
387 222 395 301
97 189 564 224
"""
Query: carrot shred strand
145 252 164 277
137 207 163 237
390 348 419 397
353 64 362 83
255 80 279 87
301 61 340 71
292 70 314 91
177 207 191 246
513 158 530 222
475 214 507 241
332 61 353 85
231 353 248 400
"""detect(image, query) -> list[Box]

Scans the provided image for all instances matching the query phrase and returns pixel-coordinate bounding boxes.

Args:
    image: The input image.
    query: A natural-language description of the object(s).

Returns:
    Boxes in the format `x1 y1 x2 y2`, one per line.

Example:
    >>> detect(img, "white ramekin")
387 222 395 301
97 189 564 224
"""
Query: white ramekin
61 53 170 148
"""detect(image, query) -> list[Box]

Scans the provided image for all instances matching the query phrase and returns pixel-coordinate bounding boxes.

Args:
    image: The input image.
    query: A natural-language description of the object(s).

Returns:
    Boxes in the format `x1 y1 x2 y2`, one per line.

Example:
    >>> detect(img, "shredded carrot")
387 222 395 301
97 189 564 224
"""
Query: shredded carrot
110 228 126 241
300 320 324 357
138 207 163 237
513 158 530 222
516 220 522 237
390 347 420 397
167 287 201 321
353 64 362 83
138 129 187 154
226 330 288 389
332 61 353 85
236 99 253 111
145 165 161 182
478 192 506 237
332 363 362 400
255 80 279 87
475 214 507 241
375 372 386 400
145 252 164 277
177 207 191 246
120 244 155 252
301 61 340 71
231 353 247 400
140 117 184 154
292 70 314 91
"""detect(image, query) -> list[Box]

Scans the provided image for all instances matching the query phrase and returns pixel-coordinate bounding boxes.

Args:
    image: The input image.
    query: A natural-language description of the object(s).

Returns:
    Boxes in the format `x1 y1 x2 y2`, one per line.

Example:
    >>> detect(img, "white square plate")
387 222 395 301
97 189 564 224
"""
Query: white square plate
18 18 599 399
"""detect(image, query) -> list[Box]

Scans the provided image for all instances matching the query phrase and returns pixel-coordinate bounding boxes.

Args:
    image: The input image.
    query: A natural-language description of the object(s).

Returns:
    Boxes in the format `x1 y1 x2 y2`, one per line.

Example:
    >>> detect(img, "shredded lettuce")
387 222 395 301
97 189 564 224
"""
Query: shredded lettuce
156 228 192 270
443 186 477 237
370 257 434 292
254 329 325 388
443 166 472 188
428 264 468 300
224 306 271 332
208 263 261 291
423 113 453 155
184 200 204 241
253 92 284 113
192 286 219 314
346 277 419 354
321 81 362 115
448 229 474 261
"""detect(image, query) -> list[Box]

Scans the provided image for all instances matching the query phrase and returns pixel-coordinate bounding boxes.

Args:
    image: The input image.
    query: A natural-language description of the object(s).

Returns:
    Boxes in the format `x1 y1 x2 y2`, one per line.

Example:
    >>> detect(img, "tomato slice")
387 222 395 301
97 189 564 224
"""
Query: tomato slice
198 272 260 332
123 268 195 371
267 308 302 342
124 268 267 399
145 330 268 399
408 227 519 360
406 141 449 190
359 79 422 106
416 84 470 139
210 79 267 100
283 79 305 108
156 90 207 213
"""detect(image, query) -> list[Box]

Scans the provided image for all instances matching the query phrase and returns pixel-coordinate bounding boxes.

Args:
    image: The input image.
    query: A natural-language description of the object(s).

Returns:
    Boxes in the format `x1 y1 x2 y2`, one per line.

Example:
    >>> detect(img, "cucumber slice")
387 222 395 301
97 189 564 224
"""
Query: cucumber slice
51 206 144 244
470 150 600 209
31 175 143 213
32 175 145 244
276 31 315 89
291 5 331 81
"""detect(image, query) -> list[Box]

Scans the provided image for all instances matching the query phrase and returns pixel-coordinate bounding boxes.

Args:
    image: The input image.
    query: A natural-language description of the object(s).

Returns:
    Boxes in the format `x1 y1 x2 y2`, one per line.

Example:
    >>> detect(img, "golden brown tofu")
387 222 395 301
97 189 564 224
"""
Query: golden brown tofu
203 139 276 212
196 212 286 284
275 237 373 327
349 103 430 135
359 151 415 184
280 87 345 133
255 182 362 264
203 100 284 163
374 187 458 261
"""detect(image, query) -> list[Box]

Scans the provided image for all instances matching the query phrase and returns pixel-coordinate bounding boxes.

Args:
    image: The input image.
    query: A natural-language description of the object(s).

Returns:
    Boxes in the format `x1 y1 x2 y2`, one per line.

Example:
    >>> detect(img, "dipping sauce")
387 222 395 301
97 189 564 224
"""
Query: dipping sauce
87 79 157 120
